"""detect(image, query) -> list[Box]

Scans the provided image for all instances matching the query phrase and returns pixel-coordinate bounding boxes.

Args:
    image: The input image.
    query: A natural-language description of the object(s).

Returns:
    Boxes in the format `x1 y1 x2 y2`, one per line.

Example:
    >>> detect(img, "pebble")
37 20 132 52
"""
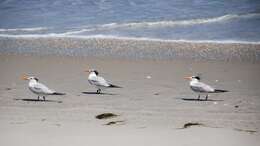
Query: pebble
146 75 151 79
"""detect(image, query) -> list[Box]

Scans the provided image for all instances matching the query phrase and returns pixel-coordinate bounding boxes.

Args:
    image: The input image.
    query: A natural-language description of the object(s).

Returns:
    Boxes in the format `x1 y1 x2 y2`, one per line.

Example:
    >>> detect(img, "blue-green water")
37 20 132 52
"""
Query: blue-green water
0 0 260 43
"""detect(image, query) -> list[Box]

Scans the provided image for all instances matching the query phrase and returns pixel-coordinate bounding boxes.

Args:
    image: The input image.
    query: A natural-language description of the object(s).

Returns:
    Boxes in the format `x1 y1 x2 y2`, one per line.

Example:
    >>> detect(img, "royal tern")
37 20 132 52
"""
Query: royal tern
184 76 228 100
85 69 122 94
22 75 65 101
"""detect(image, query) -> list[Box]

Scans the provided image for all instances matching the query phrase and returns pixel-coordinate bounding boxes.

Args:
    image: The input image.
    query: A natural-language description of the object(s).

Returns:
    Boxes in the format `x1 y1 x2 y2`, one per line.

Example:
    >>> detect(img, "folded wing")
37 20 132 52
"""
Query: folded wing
191 82 215 93
30 82 55 95
89 76 110 87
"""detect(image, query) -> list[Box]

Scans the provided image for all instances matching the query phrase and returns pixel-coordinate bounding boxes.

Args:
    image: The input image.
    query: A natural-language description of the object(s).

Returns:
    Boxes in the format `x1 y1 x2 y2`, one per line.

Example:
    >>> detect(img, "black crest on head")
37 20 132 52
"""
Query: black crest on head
93 70 99 75
194 76 200 80
33 77 39 81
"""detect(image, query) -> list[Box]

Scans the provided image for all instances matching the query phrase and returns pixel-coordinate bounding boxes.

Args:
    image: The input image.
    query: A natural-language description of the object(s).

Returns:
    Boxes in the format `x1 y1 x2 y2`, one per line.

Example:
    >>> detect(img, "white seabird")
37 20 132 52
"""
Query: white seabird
85 69 122 94
184 75 228 100
22 75 65 101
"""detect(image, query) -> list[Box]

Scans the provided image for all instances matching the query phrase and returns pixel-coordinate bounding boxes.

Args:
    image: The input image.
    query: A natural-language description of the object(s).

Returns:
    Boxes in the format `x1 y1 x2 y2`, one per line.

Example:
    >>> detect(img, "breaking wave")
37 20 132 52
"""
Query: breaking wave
0 13 259 36
0 27 48 32
98 13 260 28
56 12 260 35
0 12 259 44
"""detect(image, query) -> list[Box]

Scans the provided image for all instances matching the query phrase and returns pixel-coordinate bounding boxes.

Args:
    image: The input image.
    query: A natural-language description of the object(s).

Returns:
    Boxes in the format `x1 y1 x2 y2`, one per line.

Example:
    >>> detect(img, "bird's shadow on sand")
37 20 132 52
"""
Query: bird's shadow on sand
82 91 117 96
14 98 62 103
179 98 224 102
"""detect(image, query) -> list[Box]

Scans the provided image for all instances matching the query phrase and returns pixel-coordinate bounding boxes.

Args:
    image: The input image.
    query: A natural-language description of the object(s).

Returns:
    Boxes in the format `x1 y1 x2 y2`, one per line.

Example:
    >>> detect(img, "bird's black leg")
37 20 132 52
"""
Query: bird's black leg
97 89 101 94
205 94 208 101
43 96 46 101
37 96 40 101
197 94 200 100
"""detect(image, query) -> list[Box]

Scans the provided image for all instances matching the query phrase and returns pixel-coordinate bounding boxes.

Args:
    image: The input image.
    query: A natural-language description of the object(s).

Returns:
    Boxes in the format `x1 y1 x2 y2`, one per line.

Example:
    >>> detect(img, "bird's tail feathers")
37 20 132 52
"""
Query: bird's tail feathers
52 92 66 95
109 84 122 88
214 89 229 93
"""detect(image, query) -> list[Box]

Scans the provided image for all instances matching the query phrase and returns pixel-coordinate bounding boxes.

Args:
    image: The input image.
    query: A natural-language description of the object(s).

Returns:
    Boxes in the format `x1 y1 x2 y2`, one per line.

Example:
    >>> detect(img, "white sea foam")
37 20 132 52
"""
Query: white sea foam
96 13 260 29
0 27 48 32
60 28 96 35
58 13 260 35
0 13 258 36
0 33 64 38
1 33 260 45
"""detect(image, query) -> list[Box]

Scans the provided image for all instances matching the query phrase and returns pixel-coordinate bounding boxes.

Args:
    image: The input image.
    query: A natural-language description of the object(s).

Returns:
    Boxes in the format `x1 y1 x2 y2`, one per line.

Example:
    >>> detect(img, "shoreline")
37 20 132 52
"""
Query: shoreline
1 37 260 62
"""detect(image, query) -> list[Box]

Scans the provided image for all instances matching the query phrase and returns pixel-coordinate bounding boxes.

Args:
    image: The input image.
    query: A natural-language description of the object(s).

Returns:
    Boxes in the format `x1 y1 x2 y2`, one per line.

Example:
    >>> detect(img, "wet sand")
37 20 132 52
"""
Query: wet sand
0 54 260 146
1 37 260 61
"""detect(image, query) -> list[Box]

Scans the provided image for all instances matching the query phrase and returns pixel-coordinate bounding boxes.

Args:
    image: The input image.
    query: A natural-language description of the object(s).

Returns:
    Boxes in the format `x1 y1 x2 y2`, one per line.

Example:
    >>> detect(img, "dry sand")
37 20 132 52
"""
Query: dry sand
0 54 260 146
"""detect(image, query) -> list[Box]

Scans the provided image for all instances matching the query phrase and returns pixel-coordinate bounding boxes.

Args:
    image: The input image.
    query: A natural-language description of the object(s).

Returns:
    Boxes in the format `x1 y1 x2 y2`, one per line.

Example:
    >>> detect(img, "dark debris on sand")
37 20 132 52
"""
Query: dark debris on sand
154 93 160 95
5 87 12 91
234 128 257 134
104 120 125 126
96 113 118 120
234 105 239 108
179 122 205 129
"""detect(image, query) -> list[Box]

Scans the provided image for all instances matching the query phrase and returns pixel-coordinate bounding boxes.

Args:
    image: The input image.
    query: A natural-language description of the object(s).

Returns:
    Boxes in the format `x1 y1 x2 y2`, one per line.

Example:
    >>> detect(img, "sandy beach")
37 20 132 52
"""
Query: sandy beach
1 0 260 145
0 53 260 146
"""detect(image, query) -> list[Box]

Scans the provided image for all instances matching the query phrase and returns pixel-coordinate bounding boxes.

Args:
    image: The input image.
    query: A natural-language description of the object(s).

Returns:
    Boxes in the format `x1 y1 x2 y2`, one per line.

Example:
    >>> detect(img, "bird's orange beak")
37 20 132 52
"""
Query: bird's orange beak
184 76 192 80
22 75 28 80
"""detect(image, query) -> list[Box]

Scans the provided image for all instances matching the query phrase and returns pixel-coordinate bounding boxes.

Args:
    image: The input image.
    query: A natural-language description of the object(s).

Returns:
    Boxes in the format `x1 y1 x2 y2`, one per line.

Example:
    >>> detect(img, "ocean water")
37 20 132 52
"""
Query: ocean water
0 0 260 43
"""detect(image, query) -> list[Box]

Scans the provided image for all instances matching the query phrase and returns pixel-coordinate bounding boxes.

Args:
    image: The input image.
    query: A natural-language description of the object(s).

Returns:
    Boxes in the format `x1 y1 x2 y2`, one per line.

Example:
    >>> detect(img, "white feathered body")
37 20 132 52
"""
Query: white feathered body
190 79 215 93
28 79 55 96
88 72 110 90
